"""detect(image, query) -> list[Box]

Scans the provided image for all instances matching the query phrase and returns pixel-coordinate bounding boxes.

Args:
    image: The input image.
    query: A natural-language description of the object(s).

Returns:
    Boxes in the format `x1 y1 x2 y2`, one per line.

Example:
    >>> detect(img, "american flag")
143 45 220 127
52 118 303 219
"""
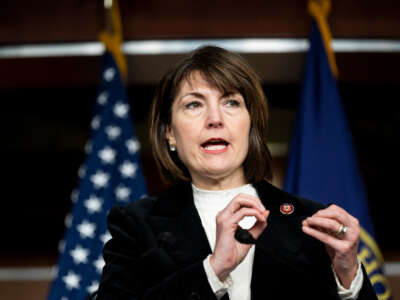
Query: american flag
47 51 147 300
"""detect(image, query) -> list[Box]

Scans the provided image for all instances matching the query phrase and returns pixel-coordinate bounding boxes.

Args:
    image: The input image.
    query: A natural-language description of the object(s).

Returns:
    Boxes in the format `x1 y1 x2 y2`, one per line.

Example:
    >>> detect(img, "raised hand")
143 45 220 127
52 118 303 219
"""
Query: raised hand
302 204 360 288
210 193 269 281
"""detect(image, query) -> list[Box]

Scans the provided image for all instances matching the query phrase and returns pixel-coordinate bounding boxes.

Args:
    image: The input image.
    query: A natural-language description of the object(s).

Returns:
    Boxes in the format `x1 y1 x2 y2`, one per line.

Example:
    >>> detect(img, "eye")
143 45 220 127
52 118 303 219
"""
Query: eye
225 99 241 107
185 101 201 109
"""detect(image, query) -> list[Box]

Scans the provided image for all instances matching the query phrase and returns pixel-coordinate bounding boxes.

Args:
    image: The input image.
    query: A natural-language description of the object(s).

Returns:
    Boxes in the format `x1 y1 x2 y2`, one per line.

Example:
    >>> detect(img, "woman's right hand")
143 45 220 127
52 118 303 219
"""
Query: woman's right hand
209 193 269 281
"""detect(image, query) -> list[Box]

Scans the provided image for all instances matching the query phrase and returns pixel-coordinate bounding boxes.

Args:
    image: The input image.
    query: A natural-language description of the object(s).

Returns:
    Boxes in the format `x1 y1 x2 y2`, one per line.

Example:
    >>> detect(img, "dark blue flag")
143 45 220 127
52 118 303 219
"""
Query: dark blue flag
48 51 147 300
284 21 391 299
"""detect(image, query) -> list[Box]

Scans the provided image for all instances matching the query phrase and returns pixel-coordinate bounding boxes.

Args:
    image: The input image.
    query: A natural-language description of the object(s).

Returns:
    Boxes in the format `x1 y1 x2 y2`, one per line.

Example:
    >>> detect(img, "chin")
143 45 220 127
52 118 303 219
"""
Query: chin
202 166 243 180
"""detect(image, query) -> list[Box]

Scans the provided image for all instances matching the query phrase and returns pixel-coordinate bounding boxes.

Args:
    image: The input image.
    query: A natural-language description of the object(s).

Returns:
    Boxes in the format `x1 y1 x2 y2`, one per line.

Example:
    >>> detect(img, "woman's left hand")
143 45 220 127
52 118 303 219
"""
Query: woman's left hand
302 204 360 289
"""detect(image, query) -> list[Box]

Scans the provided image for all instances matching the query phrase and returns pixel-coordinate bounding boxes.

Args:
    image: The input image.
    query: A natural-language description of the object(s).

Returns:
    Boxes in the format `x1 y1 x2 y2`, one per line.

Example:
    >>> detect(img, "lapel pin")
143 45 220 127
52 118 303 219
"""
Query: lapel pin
280 203 294 215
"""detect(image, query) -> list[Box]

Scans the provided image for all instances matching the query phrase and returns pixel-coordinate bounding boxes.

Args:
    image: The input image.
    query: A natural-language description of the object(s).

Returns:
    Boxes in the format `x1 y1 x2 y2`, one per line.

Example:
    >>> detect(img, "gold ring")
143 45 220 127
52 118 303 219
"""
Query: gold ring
336 224 347 237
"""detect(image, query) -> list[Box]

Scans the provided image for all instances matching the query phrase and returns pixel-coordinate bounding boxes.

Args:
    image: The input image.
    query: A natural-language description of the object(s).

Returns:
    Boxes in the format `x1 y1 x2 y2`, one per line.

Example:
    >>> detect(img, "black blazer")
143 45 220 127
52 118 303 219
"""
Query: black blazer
97 181 377 300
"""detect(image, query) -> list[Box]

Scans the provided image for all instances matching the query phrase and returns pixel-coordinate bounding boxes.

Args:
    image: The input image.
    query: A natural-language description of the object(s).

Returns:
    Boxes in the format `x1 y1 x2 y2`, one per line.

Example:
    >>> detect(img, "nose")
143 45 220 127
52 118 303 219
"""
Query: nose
206 105 223 129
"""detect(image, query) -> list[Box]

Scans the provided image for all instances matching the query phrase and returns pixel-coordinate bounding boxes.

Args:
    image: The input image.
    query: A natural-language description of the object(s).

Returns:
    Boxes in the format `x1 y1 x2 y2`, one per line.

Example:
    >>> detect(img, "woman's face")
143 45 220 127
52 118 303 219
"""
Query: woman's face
166 72 251 189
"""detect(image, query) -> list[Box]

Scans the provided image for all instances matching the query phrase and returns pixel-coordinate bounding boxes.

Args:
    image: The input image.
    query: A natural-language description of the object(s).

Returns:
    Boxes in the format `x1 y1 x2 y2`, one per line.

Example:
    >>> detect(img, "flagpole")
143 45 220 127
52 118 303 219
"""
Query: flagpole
308 0 338 77
104 0 113 33
99 0 128 81
104 0 113 9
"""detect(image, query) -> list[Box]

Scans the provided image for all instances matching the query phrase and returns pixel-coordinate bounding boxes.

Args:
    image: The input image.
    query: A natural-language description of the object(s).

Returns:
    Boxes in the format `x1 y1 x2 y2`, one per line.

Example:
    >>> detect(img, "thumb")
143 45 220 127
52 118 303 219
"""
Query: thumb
249 210 269 239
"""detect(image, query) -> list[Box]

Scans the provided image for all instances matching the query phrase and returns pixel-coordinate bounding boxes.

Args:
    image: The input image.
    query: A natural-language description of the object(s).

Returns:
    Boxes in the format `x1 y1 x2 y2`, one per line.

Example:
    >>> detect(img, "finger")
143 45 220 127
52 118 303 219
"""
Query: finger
249 211 270 237
302 225 345 250
302 216 344 237
312 205 351 226
303 216 360 247
246 194 266 208
233 194 266 212
228 194 266 214
230 207 268 225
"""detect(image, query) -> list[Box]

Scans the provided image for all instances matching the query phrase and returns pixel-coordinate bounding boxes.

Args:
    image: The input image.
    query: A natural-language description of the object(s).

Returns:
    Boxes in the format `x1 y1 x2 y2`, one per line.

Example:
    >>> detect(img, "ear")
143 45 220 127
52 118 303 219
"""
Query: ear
165 124 176 145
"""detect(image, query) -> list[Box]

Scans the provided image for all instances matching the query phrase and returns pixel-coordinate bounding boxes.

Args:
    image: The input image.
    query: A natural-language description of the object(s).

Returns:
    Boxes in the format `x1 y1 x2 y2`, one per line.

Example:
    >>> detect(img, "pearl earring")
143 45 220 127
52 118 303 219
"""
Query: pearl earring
169 144 176 151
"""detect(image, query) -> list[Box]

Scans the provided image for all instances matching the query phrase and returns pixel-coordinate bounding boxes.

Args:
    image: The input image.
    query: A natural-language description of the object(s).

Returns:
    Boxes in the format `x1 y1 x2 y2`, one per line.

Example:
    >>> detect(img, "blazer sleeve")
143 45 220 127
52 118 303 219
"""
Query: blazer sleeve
96 204 217 300
358 264 378 300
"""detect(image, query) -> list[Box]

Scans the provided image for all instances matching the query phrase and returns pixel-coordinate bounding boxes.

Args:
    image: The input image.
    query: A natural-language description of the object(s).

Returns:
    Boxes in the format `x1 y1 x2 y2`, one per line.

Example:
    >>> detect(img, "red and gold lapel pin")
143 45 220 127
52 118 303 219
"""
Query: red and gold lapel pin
280 203 294 215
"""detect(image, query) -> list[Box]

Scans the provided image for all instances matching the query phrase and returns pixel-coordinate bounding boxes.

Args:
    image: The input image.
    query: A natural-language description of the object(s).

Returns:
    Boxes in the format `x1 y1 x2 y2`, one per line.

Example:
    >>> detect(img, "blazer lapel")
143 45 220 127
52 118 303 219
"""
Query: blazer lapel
147 182 212 267
253 180 305 252
250 181 307 299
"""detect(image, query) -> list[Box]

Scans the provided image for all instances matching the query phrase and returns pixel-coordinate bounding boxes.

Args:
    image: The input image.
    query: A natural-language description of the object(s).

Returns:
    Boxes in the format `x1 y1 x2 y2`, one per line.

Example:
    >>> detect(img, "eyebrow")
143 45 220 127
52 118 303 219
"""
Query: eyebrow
178 90 241 103
179 92 205 102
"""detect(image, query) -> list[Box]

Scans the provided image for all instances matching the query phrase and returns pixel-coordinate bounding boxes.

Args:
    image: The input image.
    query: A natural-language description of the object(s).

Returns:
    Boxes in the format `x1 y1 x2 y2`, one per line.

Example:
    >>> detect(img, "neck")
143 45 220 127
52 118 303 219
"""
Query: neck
191 172 247 191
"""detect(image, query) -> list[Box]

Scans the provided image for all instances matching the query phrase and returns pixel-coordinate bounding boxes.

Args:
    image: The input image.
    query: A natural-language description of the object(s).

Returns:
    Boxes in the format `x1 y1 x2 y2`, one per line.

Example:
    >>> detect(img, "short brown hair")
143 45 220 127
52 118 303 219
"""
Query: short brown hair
150 45 273 184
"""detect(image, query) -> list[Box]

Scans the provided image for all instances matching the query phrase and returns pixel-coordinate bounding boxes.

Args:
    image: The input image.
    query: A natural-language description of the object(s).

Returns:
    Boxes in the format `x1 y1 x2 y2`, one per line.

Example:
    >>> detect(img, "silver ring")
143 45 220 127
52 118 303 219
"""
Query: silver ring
336 224 347 237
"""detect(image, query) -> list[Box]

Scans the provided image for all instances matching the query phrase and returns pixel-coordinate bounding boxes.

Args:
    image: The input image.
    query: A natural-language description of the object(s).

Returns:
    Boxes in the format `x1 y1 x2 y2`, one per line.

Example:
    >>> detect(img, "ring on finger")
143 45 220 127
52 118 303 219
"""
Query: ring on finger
335 224 348 237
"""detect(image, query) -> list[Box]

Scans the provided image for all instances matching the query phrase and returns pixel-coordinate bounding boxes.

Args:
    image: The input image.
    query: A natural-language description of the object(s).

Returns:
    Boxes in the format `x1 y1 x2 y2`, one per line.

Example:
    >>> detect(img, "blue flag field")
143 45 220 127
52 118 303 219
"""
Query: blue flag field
284 20 391 300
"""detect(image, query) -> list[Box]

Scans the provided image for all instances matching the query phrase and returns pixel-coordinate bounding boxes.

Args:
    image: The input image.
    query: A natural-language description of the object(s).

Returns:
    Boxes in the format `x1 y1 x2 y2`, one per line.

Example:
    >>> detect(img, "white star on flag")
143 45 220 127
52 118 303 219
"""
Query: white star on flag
78 165 86 178
91 115 101 130
98 146 116 164
77 220 96 239
58 239 65 253
85 140 93 154
103 67 116 81
71 189 79 203
105 125 121 140
70 245 90 264
87 281 99 294
62 270 81 290
97 91 108 105
94 255 106 274
113 102 129 118
100 231 112 244
84 195 102 214
115 185 131 201
64 214 73 228
126 138 140 154
119 161 138 178
91 171 109 188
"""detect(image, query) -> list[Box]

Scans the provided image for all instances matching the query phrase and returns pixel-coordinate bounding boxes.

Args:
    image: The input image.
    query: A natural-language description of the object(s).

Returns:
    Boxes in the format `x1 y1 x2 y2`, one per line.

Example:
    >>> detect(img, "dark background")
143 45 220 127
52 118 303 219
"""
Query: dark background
1 82 399 257
1 0 400 262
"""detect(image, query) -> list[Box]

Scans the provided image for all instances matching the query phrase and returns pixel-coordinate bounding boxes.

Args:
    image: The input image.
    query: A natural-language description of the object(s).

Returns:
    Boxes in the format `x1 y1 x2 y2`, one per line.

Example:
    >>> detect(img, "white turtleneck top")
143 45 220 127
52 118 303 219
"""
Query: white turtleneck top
192 183 363 300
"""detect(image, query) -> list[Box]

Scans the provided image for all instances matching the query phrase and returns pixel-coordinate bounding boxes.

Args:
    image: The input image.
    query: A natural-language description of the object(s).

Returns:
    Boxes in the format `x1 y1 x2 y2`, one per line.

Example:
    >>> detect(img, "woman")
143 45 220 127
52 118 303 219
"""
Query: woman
97 46 377 300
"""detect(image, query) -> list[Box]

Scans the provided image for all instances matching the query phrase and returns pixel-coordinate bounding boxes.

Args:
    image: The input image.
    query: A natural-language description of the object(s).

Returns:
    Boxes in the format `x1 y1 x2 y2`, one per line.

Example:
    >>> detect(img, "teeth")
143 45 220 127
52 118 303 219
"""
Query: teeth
205 144 226 150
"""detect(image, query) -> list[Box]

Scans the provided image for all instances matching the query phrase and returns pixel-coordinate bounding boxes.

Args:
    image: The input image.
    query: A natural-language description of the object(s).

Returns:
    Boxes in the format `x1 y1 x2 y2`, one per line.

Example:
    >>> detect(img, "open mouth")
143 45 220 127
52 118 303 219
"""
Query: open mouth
201 138 229 152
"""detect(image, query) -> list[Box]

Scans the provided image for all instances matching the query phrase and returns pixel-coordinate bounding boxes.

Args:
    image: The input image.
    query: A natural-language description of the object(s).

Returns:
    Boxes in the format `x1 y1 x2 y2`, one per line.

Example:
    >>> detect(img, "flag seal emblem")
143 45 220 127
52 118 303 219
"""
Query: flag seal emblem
280 203 294 215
